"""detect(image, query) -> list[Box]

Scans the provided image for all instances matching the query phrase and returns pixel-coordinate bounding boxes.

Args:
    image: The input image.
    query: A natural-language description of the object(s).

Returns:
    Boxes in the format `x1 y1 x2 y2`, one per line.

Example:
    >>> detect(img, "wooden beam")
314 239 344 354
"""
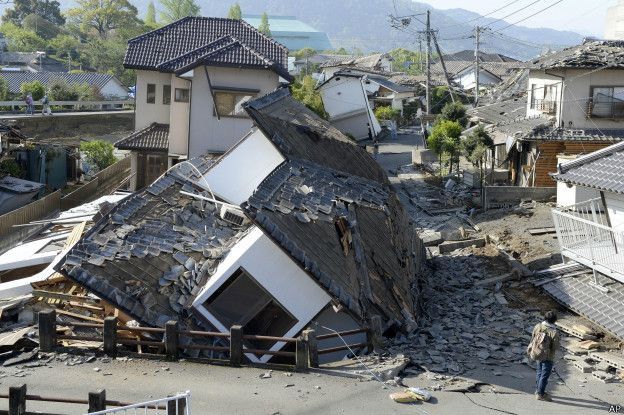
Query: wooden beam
55 309 103 323
31 290 100 305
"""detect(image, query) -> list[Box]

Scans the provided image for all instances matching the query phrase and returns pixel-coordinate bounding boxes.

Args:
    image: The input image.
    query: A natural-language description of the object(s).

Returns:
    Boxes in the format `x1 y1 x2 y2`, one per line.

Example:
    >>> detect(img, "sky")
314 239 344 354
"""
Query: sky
418 0 616 36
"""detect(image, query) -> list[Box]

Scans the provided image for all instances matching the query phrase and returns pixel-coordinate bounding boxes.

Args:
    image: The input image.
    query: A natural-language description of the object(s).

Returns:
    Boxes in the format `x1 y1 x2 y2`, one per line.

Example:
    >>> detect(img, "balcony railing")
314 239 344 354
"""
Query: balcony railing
552 198 624 283
532 99 557 115
586 98 624 119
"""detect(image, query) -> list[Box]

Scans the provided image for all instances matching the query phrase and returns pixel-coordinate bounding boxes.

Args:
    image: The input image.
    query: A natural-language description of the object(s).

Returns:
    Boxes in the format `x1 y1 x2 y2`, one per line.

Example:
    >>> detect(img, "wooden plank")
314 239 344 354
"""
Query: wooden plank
55 309 104 323
528 227 556 235
31 290 100 305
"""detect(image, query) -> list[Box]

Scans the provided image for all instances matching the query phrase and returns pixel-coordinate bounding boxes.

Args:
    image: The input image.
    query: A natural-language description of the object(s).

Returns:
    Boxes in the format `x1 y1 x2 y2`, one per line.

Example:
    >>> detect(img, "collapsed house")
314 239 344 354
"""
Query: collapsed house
55 88 426 363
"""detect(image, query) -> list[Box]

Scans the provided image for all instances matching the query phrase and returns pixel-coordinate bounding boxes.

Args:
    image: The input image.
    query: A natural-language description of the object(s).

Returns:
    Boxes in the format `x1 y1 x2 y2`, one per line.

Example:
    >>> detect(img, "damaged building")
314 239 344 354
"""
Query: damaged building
55 88 426 363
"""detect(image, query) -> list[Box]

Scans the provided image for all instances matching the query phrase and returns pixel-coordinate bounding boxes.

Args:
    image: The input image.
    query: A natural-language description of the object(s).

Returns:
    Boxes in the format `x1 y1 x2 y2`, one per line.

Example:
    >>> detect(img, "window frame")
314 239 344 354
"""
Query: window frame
146 83 156 104
163 85 171 105
174 88 190 103
212 87 259 118
590 85 624 118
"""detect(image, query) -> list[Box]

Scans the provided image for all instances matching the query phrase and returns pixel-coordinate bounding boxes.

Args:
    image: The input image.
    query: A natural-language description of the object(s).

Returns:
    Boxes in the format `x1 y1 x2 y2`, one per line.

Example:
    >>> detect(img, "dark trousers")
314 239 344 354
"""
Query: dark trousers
536 360 554 395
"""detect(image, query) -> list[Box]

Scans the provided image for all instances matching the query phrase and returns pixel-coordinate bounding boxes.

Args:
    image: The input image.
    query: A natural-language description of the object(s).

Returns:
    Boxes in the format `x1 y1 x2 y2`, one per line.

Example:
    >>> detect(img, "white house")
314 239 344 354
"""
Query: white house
57 88 425 363
116 16 291 190
319 53 394 78
317 72 382 141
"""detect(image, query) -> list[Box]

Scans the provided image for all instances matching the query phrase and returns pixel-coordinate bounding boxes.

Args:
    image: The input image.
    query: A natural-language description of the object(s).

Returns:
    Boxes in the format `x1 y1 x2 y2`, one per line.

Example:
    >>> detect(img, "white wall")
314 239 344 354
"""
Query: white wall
202 129 285 205
188 66 280 157
456 70 501 90
100 79 128 99
192 227 331 363
169 76 191 156
605 192 624 231
526 70 561 122
556 182 600 207
134 70 172 131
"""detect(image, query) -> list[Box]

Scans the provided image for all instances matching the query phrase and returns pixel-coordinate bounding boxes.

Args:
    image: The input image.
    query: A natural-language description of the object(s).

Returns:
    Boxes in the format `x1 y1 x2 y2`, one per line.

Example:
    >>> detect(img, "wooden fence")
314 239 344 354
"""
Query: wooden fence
38 310 377 370
0 384 179 415
0 190 61 237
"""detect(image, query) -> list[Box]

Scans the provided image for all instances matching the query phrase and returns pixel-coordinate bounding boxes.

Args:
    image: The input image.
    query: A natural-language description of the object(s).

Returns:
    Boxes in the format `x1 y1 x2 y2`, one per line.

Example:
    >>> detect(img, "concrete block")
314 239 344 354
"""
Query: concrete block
412 149 437 165
438 238 487 254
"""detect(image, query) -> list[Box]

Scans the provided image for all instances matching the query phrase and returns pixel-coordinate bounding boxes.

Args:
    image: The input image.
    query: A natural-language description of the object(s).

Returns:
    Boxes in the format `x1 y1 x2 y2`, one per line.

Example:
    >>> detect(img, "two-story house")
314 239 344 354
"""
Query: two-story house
115 16 291 190
483 40 624 187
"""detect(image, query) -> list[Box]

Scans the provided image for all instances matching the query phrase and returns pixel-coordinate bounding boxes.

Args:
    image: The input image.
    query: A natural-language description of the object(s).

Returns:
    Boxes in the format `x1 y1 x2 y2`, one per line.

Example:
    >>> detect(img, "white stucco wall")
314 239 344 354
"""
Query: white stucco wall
556 181 600 207
100 79 128 99
134 70 172 131
169 76 191 156
526 70 562 122
202 129 285 205
192 227 331 363
187 66 280 157
456 70 501 90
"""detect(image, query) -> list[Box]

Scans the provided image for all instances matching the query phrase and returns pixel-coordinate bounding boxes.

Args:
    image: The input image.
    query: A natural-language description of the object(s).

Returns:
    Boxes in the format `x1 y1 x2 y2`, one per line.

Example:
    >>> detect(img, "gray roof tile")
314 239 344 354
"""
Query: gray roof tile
114 123 169 152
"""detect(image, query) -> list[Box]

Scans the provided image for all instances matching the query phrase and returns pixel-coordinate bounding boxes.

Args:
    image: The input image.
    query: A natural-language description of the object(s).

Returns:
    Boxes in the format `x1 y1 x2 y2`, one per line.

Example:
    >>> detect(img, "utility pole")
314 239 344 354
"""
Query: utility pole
474 26 481 108
432 32 455 104
425 10 431 115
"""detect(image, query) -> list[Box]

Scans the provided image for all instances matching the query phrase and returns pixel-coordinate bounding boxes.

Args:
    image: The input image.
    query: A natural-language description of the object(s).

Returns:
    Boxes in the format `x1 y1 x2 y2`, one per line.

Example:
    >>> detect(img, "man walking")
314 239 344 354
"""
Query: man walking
25 94 34 115
527 310 560 401
41 93 52 116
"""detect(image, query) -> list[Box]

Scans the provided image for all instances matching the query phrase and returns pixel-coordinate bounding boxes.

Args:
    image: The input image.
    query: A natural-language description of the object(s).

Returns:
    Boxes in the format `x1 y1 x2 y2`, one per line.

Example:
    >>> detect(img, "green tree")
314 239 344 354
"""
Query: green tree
0 159 25 178
291 75 327 119
0 22 46 51
294 47 316 74
80 38 126 76
439 101 468 127
80 140 116 171
428 120 462 176
258 12 270 36
66 0 140 39
20 80 45 100
145 1 158 28
22 13 59 39
462 125 494 186
159 0 200 24
374 106 400 122
48 34 80 59
0 77 8 101
227 3 242 20
388 47 423 74
431 86 454 114
2 0 65 26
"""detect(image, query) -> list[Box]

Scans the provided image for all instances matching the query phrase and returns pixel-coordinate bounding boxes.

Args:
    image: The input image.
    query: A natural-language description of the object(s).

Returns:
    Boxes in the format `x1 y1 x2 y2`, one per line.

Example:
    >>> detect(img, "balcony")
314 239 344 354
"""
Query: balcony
533 99 557 115
586 98 624 119
552 198 624 284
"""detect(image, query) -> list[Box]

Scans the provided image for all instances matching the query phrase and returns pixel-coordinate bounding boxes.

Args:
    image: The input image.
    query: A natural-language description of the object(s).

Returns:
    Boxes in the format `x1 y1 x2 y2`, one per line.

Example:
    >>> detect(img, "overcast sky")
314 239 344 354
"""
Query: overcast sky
417 0 616 36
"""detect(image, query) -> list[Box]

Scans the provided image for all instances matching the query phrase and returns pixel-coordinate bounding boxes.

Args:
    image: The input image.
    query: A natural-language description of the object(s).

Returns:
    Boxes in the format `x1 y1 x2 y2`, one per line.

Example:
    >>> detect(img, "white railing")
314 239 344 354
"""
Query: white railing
86 391 191 415
552 198 624 283
0 99 133 111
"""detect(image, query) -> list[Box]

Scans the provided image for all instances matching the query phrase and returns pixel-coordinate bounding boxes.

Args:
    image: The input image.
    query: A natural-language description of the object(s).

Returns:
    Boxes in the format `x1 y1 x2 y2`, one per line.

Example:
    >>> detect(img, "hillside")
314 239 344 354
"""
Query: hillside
0 0 585 60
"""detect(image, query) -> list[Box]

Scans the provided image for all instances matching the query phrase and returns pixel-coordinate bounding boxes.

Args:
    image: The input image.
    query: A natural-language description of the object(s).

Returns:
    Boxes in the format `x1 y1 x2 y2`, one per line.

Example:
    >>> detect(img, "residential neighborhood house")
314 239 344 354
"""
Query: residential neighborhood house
243 15 333 52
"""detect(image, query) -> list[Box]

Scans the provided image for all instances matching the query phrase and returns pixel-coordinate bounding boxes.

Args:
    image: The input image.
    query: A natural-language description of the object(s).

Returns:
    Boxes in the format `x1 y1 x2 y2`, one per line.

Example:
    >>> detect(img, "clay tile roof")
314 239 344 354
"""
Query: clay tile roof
114 123 169 152
527 39 624 70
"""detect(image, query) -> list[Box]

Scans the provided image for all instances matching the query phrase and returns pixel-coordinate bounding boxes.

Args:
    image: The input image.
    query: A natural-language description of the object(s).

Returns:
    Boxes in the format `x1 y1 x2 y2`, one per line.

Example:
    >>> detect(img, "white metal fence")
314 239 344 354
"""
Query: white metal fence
0 99 133 111
552 198 624 283
86 391 191 415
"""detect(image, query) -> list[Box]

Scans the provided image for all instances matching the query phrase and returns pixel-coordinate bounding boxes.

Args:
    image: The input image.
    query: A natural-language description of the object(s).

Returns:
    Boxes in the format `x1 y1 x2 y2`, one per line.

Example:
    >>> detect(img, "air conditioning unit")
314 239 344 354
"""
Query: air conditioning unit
219 205 249 227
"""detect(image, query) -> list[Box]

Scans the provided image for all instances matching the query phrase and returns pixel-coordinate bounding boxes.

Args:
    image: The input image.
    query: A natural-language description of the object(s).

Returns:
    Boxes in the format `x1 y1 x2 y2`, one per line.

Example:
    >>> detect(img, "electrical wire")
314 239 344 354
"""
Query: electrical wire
482 0 543 29
493 0 566 32
435 0 525 30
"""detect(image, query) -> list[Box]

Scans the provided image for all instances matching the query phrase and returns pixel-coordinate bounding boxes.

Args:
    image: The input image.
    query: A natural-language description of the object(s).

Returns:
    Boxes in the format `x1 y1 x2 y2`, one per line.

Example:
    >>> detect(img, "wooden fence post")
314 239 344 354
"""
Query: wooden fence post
165 321 179 360
229 325 243 367
38 309 57 352
295 336 308 371
8 384 26 415
103 316 118 356
302 329 318 368
370 315 384 353
88 389 106 412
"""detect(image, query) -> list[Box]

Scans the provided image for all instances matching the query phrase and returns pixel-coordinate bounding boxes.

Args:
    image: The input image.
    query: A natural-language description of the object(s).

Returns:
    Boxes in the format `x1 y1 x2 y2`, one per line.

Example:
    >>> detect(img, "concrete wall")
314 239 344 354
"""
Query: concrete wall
6 112 133 137
557 181 600 207
134 70 172 130
484 186 556 210
202 129 285 205
188 66 280 157
192 227 331 364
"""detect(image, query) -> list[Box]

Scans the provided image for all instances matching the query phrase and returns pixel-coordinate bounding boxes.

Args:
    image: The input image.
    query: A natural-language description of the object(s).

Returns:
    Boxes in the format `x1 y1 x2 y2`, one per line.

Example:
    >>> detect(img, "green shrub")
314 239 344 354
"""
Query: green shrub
80 140 116 171
20 80 45 100
0 159 24 178
374 106 400 121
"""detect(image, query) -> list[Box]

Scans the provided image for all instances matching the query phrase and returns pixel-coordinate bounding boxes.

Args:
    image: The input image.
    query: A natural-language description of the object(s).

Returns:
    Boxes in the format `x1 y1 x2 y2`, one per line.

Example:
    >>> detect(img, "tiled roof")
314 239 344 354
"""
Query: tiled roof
480 69 529 104
540 270 624 340
114 123 169 152
552 140 624 193
470 98 527 125
431 60 520 79
368 76 415 93
319 53 391 70
525 128 624 142
527 40 624 70
124 17 290 79
495 115 553 137
243 88 424 325
0 72 124 94
440 50 520 63
55 156 241 333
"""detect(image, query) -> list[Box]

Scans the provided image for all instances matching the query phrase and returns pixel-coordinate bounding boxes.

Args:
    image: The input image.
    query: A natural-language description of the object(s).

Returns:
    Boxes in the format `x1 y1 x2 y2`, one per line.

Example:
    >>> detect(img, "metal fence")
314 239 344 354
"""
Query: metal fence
552 197 624 283
0 190 61 237
86 392 191 415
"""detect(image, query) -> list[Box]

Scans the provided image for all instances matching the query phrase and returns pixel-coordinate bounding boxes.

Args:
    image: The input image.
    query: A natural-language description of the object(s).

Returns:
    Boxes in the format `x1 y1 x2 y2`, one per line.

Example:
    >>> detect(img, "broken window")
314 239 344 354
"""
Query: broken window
146 83 156 104
214 91 255 117
335 216 352 256
591 87 624 118
174 88 190 103
163 85 171 105
203 268 297 350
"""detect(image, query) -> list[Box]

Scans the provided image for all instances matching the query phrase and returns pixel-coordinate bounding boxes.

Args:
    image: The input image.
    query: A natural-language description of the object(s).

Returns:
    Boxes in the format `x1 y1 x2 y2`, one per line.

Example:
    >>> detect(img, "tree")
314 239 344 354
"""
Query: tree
48 34 80 60
388 48 423 75
2 0 65 26
20 80 45 100
0 77 8 101
428 120 462 176
0 159 24 178
258 12 270 36
374 106 400 122
145 1 158 28
80 140 116 171
23 13 59 39
439 102 468 127
462 125 494 186
66 0 140 39
291 75 327 119
227 3 242 20
0 22 46 51
159 0 200 24
294 47 316 75
431 86 454 114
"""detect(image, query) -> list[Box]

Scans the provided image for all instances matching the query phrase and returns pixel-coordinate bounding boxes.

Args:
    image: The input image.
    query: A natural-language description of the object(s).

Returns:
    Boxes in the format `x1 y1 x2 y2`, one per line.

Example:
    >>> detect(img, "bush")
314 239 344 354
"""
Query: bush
291 75 327 119
49 79 99 101
80 140 116 171
0 77 9 101
20 80 45 101
0 159 24 178
439 102 468 127
428 120 463 175
374 106 400 121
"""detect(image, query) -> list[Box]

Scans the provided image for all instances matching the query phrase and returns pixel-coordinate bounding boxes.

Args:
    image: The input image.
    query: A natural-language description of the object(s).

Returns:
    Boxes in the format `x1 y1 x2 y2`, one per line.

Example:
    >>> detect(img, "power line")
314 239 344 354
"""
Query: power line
493 0 566 32
437 0 525 30
482 0 543 29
